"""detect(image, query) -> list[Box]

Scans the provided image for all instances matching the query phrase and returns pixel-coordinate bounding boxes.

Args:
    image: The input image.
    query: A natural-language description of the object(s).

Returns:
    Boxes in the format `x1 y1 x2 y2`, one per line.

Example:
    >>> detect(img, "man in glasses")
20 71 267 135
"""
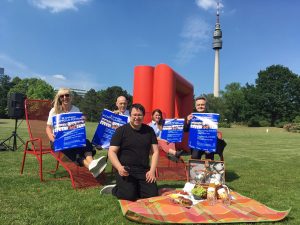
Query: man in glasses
100 103 159 200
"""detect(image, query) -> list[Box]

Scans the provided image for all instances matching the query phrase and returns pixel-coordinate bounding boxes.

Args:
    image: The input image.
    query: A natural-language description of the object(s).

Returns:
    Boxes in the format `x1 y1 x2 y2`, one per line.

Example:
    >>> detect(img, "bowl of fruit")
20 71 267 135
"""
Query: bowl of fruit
191 185 207 200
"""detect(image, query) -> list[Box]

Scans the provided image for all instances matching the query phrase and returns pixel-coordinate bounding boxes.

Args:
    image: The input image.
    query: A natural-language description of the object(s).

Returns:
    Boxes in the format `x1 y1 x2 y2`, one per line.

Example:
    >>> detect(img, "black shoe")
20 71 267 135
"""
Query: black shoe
167 153 179 162
175 150 184 157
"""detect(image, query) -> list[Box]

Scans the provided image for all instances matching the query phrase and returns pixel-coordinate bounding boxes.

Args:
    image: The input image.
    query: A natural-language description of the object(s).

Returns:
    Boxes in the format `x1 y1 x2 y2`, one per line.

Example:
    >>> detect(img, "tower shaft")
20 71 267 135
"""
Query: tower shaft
214 50 220 97
212 2 222 97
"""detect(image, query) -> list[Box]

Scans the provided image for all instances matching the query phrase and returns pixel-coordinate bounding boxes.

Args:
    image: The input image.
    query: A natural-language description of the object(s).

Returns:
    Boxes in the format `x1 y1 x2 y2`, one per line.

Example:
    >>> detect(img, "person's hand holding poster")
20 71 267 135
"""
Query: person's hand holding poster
92 109 128 149
52 112 86 151
188 113 220 153
160 118 184 143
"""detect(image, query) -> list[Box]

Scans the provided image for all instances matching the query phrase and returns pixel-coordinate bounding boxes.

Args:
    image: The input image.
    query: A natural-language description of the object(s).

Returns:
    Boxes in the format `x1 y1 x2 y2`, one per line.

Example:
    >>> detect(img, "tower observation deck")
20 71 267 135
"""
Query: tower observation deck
213 4 222 50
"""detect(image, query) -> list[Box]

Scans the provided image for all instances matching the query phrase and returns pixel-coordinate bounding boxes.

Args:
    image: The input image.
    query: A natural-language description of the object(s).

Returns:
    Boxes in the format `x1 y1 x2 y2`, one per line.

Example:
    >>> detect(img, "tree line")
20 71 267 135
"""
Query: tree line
206 65 300 128
1 64 300 128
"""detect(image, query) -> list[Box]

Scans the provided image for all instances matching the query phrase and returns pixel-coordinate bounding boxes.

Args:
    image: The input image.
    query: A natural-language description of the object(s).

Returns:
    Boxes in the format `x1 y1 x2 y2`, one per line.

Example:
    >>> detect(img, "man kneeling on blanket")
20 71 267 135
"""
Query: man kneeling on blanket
100 103 159 201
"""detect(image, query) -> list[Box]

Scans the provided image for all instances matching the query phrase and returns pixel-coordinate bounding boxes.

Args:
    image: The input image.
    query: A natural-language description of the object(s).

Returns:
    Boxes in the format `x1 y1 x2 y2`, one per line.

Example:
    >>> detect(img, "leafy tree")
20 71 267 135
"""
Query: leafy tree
0 75 13 118
71 92 83 108
79 86 132 122
11 76 22 86
79 89 102 122
98 86 132 112
242 83 261 125
8 78 55 100
203 93 226 121
255 65 300 126
222 82 246 123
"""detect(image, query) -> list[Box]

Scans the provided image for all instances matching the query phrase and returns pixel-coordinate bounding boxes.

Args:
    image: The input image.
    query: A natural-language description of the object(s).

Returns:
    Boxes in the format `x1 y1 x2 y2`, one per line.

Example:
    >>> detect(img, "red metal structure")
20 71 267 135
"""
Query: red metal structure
20 99 104 189
133 64 194 151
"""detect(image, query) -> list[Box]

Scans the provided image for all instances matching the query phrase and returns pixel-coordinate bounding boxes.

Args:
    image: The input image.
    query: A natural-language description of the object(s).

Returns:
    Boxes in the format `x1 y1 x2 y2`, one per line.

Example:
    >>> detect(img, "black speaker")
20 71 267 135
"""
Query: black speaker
7 93 26 119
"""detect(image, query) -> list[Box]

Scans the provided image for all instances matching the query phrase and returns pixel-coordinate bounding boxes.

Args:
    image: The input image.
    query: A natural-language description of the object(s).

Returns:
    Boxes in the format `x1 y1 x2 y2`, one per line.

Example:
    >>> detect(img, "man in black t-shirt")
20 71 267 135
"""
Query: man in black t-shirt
101 103 159 201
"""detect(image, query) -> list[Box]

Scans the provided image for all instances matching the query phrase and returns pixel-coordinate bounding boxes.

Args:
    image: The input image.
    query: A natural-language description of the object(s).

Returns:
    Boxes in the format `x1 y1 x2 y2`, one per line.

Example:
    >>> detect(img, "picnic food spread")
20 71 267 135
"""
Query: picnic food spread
168 193 193 207
175 180 231 207
191 185 207 199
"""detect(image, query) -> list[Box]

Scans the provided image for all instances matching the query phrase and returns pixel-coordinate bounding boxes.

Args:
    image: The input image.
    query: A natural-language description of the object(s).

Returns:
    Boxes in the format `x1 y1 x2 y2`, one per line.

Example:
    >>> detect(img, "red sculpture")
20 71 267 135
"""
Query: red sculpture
133 64 194 150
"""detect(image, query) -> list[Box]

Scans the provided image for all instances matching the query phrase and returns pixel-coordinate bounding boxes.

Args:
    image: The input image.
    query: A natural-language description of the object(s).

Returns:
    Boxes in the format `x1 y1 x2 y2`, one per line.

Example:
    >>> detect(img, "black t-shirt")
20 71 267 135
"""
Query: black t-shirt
110 123 158 168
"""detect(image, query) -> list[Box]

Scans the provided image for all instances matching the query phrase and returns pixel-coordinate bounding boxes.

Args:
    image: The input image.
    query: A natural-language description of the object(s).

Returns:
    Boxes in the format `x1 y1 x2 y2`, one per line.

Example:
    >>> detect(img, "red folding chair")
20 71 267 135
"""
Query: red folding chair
20 99 104 189
155 140 187 181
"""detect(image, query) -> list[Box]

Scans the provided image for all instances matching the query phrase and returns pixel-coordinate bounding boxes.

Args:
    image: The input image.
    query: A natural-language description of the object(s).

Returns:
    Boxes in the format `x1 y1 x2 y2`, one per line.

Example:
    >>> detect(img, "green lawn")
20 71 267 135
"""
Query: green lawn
0 119 299 224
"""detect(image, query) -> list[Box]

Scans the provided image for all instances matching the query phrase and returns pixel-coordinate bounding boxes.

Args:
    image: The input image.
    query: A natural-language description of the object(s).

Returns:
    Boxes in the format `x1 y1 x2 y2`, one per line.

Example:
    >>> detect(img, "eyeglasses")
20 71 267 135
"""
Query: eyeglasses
131 114 143 118
59 94 70 98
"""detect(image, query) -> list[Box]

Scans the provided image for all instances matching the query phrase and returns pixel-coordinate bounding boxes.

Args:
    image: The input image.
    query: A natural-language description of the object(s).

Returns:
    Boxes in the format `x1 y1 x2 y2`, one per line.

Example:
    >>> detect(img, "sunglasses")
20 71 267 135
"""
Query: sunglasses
59 94 70 98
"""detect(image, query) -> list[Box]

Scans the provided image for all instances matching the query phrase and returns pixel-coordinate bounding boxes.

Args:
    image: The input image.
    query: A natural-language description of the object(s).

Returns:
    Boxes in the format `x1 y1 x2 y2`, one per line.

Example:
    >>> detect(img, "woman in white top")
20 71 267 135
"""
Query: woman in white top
148 109 183 160
46 88 106 177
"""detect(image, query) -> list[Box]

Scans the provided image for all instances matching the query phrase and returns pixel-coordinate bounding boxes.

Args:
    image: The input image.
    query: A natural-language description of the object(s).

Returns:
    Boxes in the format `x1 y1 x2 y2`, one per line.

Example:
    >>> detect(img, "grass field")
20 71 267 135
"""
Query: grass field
0 119 299 224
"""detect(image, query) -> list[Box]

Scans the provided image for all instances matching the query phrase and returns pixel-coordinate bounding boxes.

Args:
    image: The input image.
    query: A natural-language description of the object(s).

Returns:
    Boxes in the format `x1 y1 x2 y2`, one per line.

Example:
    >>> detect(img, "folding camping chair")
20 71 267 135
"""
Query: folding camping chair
20 99 104 189
155 140 187 181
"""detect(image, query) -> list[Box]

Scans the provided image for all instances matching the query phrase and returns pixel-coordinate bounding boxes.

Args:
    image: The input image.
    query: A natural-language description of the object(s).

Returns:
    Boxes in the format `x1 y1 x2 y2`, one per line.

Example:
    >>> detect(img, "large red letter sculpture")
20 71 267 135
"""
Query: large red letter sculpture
133 64 194 151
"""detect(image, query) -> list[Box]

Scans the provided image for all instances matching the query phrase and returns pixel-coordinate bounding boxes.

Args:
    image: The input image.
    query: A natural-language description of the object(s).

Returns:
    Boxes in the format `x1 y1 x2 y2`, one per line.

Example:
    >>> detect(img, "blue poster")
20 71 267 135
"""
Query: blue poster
160 118 184 143
52 112 86 151
92 109 128 149
188 113 220 153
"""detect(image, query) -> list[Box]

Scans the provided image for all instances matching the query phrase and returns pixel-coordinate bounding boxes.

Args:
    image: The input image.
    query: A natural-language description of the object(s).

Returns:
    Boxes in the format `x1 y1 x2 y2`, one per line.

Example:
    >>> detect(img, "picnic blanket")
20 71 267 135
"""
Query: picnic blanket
119 191 290 224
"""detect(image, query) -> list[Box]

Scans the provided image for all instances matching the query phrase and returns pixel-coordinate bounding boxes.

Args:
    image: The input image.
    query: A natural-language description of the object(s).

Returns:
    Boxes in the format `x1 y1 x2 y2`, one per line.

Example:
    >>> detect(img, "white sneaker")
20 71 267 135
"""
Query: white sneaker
89 156 107 178
100 184 116 195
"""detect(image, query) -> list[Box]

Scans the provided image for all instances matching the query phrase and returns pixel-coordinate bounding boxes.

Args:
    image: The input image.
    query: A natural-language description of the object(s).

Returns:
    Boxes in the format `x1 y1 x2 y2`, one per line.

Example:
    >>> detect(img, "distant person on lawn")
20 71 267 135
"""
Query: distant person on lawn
100 103 159 200
46 88 106 177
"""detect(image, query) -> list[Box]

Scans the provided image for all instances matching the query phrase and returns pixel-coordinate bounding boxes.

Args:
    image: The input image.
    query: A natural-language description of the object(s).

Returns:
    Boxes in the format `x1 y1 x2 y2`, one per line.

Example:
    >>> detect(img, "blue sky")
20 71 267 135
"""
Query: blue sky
0 0 299 97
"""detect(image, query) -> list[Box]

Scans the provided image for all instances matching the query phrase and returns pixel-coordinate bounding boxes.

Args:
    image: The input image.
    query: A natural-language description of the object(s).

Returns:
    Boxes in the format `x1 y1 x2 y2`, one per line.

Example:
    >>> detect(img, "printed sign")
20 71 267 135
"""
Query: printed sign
92 109 128 148
188 113 220 153
160 118 184 143
52 112 86 151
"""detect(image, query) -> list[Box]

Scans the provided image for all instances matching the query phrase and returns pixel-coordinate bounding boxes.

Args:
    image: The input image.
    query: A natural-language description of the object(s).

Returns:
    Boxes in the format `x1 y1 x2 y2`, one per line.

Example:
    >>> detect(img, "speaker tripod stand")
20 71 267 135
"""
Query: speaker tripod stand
0 119 25 151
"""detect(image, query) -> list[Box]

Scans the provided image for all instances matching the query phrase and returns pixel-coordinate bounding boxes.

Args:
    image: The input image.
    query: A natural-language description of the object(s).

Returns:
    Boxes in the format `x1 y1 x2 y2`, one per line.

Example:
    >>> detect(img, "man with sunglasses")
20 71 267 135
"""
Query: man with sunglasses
100 103 159 200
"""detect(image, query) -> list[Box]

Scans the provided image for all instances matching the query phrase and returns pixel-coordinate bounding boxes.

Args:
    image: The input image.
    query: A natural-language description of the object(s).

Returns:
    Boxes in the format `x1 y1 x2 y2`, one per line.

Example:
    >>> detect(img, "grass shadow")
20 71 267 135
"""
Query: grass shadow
225 170 240 182
158 183 185 189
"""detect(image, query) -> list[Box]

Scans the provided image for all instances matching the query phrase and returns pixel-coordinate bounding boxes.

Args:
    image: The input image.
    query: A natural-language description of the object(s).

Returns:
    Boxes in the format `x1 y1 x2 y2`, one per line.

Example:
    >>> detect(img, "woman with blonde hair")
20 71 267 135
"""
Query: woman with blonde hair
46 88 106 177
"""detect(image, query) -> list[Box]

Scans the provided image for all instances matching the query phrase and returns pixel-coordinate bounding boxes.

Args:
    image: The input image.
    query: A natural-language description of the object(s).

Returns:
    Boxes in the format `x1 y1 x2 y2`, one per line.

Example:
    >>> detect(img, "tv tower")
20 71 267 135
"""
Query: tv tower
213 2 222 97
